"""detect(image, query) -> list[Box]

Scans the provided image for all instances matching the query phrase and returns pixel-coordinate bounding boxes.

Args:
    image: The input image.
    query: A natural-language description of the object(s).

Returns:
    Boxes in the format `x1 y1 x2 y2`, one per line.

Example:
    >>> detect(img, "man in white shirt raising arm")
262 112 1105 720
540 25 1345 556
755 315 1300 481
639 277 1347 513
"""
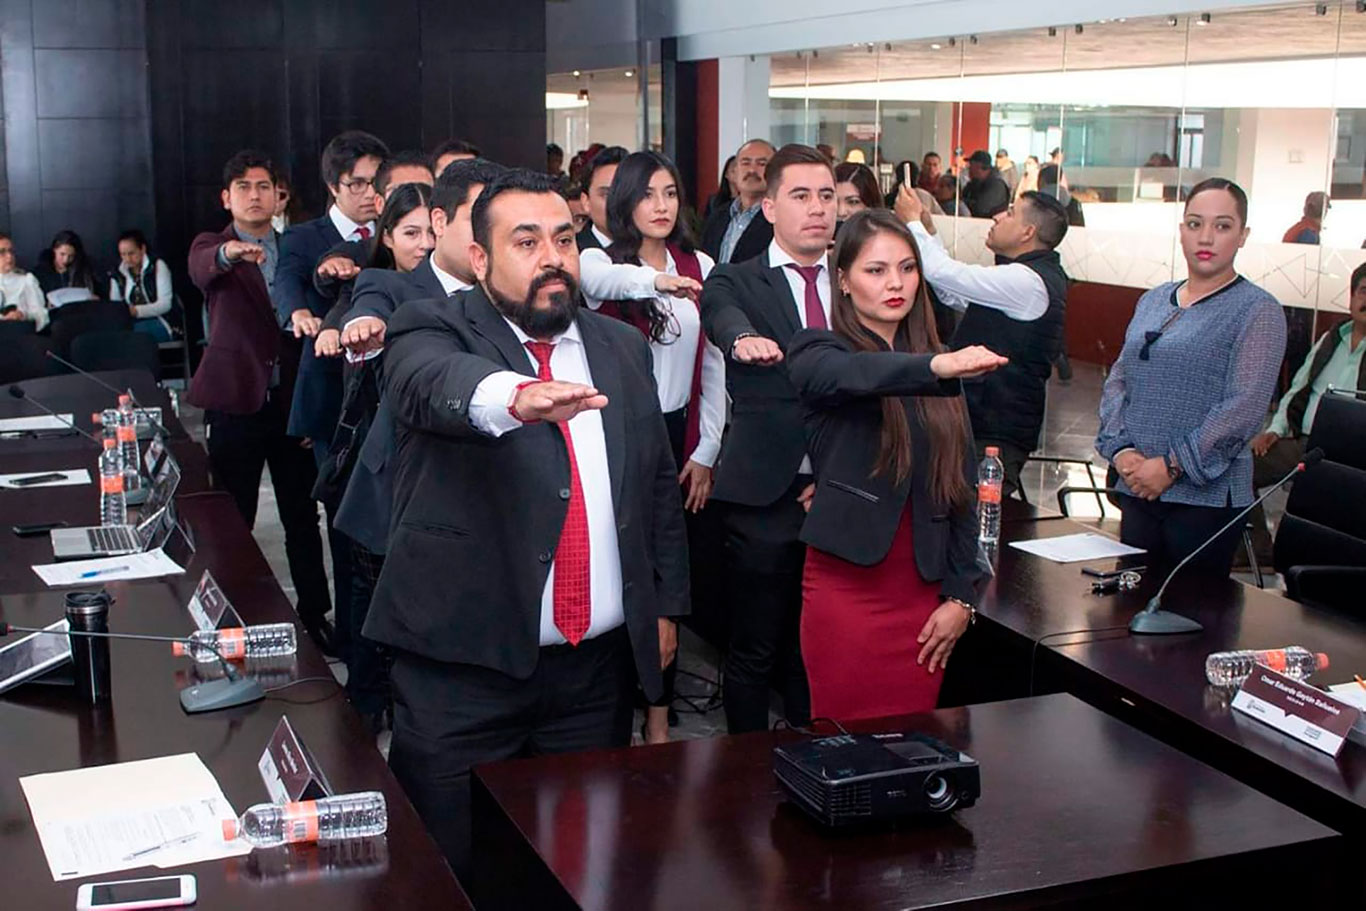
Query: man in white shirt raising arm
896 185 1072 499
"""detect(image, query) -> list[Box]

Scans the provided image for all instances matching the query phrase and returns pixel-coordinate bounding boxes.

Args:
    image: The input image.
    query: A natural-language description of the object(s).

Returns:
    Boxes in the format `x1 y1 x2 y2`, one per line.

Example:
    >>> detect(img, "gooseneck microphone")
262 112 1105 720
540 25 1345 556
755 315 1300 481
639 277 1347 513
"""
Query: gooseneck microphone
6 384 102 446
43 350 175 439
1130 447 1325 635
0 620 265 712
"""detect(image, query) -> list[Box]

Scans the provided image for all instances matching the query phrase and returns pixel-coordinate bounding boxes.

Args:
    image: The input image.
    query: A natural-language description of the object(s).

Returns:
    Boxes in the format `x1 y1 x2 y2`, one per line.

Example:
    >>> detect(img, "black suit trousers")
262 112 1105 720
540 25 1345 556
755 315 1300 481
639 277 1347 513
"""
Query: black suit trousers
388 627 635 886
205 390 331 625
719 475 812 733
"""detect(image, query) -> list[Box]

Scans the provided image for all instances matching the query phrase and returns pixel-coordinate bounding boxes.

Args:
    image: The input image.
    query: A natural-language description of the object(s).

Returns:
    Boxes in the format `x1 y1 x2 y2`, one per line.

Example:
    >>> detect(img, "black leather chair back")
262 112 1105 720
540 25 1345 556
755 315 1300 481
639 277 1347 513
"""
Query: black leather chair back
49 300 132 359
69 329 161 382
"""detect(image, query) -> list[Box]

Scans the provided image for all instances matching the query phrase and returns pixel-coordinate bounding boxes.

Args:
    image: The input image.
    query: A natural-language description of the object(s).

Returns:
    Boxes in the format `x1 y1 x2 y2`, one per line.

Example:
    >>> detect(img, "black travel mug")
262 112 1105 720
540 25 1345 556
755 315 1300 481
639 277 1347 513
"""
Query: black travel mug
65 588 112 704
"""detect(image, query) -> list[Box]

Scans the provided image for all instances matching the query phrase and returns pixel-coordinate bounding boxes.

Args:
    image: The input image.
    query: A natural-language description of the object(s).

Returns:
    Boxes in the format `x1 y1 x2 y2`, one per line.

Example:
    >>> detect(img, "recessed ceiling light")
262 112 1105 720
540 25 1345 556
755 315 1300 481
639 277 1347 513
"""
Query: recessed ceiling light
930 43 942 50
572 70 581 77
625 69 634 77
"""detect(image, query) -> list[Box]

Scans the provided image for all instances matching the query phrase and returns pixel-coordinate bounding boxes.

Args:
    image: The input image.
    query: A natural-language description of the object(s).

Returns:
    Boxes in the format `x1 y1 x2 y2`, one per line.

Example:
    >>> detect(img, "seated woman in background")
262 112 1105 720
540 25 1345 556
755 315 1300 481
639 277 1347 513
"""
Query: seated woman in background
34 229 100 303
0 232 49 332
1097 177 1286 578
787 209 1005 722
109 229 174 341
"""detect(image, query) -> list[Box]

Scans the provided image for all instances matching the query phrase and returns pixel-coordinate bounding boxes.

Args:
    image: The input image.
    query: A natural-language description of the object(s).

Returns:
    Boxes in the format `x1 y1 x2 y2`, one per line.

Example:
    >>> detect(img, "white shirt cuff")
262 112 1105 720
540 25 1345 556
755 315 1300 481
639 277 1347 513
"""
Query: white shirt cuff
469 370 535 437
688 439 720 468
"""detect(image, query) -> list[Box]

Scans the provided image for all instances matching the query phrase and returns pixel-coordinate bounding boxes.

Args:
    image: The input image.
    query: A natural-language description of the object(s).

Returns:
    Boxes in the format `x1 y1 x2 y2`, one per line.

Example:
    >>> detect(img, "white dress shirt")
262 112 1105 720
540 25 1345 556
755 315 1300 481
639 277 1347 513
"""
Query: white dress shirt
590 225 612 248
343 256 471 363
328 203 376 243
578 247 725 467
907 221 1048 321
766 239 831 476
467 319 625 646
0 271 49 332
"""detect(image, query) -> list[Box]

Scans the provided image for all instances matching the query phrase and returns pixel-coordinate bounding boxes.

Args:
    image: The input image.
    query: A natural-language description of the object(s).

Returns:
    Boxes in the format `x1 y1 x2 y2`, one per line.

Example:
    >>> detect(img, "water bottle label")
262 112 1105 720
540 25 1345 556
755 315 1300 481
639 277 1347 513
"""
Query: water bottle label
1257 649 1287 672
101 474 123 495
283 801 320 843
977 481 1001 505
116 424 136 443
217 627 246 660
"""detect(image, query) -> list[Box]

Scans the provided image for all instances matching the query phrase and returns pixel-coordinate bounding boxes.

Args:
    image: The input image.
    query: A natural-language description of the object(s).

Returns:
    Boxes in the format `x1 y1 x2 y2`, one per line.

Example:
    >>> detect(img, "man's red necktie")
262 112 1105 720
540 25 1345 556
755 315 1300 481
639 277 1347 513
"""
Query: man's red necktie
355 225 371 241
525 341 591 645
784 263 827 330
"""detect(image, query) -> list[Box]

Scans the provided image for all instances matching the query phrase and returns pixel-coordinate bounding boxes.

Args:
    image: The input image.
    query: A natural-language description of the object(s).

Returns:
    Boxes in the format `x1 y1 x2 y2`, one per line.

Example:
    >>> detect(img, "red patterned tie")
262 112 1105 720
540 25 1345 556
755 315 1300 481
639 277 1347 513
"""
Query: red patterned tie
355 225 371 241
784 263 828 330
526 341 591 645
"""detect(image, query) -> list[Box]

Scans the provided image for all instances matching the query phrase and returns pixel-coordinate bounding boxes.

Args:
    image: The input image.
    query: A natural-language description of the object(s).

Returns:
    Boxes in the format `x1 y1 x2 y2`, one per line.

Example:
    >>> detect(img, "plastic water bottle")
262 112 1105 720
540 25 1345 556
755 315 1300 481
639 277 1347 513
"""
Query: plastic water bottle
977 446 1004 545
98 446 127 527
1205 646 1329 687
172 623 298 662
116 395 141 493
98 408 119 449
223 792 388 847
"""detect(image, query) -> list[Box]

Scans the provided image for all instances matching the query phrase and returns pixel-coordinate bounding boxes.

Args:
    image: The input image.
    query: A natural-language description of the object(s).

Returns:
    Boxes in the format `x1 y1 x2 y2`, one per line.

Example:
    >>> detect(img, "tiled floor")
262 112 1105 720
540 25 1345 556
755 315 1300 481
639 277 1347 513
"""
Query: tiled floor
177 359 1287 746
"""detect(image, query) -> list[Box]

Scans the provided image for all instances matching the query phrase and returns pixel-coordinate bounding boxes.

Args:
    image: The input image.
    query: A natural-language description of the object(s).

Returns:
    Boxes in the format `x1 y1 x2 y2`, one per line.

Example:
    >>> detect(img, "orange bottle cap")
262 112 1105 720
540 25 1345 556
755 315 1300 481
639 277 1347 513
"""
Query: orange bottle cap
222 819 238 841
985 446 1000 457
118 394 131 406
1316 653 1330 670
171 642 186 657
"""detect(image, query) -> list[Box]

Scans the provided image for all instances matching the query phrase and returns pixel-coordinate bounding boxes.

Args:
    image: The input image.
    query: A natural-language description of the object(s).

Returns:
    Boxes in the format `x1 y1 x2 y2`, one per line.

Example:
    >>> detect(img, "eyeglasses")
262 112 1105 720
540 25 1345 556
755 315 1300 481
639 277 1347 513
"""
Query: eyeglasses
339 177 375 194
0 247 13 255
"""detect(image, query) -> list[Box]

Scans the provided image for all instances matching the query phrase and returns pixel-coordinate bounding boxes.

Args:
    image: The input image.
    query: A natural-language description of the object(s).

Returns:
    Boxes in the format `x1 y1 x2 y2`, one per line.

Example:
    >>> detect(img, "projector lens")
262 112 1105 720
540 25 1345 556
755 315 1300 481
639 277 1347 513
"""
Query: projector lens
924 774 956 811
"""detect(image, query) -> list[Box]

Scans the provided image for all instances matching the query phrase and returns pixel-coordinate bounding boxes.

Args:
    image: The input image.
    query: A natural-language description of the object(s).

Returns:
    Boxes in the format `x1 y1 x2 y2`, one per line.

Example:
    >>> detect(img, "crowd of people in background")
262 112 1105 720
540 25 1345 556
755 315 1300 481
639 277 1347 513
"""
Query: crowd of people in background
9 122 1361 886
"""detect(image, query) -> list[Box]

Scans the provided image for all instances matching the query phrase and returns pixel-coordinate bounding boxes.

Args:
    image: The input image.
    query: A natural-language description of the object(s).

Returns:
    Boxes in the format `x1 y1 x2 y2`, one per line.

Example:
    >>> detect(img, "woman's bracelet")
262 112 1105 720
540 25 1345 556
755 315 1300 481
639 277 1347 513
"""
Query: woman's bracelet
946 597 977 625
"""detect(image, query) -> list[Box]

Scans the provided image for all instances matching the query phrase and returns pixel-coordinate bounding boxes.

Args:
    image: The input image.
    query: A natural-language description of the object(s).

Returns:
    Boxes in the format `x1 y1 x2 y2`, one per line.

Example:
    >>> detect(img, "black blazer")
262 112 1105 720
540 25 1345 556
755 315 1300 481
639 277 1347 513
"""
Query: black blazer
277 215 346 440
700 249 815 507
787 329 986 605
576 224 604 252
333 258 449 554
699 202 773 265
366 288 689 700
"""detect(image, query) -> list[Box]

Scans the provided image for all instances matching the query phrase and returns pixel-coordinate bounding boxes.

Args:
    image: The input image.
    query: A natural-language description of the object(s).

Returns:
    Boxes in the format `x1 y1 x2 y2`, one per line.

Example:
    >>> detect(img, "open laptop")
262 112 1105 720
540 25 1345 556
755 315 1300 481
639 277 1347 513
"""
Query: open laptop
49 452 181 560
0 618 71 695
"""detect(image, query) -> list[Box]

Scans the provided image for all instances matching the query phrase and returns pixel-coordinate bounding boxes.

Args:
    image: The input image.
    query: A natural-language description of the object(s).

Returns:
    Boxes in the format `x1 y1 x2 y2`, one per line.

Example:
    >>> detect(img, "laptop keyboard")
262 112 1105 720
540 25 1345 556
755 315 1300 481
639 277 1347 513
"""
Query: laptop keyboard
86 526 138 553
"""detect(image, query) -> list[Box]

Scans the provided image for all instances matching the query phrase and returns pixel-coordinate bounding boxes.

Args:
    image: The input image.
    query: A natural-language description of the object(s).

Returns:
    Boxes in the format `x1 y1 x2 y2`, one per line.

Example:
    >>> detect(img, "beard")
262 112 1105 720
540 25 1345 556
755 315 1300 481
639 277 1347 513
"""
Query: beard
486 266 581 339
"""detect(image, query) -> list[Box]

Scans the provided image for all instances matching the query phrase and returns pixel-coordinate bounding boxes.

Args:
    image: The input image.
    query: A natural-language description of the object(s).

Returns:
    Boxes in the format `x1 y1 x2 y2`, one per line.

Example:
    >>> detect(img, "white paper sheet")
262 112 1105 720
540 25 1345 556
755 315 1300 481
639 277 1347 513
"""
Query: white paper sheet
0 414 77 433
19 753 250 881
31 548 185 586
1008 532 1146 563
0 469 91 489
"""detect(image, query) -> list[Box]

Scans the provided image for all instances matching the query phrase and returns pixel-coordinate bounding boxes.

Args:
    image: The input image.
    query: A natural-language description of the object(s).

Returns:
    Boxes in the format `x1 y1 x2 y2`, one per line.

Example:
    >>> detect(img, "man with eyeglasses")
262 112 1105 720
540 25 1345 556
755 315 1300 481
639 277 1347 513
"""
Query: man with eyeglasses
275 129 389 658
896 187 1071 499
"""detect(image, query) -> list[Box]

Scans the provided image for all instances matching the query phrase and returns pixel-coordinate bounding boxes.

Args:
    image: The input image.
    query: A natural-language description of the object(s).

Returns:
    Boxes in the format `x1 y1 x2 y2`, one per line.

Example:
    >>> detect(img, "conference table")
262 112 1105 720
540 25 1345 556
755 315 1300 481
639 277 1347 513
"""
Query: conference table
0 372 470 910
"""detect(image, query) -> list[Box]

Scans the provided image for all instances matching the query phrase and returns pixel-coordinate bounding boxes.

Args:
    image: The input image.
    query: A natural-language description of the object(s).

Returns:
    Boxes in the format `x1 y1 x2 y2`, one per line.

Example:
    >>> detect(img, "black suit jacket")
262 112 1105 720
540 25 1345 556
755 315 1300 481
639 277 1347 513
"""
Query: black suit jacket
576 225 604 252
699 249 817 506
276 215 346 439
333 258 450 553
366 288 689 700
787 330 986 605
699 202 773 265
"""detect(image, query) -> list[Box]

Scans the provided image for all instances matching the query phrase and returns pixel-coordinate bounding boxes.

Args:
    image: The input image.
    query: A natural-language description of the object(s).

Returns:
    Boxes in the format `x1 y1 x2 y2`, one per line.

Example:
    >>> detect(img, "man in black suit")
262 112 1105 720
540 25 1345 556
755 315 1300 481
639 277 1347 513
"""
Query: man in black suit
275 129 388 656
700 138 776 265
368 169 688 880
700 143 837 733
960 149 1012 219
574 146 628 251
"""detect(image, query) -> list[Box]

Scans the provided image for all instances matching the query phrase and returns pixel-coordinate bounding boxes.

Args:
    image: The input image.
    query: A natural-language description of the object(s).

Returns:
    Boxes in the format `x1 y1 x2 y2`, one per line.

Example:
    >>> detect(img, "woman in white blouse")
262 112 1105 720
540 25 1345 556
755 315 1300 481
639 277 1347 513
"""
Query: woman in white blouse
578 150 724 744
0 232 49 332
109 229 174 341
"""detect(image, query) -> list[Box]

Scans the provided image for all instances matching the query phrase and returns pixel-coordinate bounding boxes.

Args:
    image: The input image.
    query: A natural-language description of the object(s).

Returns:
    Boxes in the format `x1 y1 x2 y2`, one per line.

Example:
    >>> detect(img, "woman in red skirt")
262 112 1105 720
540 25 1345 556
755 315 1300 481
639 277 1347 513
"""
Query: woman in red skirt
787 208 1004 722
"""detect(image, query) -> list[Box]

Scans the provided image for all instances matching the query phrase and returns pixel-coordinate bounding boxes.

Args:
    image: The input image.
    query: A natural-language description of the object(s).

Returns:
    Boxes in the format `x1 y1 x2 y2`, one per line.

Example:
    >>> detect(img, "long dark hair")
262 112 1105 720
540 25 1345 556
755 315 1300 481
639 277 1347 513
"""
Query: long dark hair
603 151 696 343
829 209 970 505
368 182 432 271
835 162 883 210
41 229 98 291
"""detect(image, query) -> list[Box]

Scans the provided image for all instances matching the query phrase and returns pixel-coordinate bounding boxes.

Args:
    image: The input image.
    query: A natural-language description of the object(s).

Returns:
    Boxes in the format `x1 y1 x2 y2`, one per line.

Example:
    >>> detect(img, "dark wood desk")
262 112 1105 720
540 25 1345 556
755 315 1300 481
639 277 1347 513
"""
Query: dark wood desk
0 380 470 908
975 516 1366 837
472 694 1341 910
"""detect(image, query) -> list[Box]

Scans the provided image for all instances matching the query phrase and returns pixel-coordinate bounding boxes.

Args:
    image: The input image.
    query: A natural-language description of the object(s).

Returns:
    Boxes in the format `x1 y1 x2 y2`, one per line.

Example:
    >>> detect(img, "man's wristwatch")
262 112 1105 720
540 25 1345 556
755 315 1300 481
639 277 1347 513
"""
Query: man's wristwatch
1163 454 1182 481
730 332 758 359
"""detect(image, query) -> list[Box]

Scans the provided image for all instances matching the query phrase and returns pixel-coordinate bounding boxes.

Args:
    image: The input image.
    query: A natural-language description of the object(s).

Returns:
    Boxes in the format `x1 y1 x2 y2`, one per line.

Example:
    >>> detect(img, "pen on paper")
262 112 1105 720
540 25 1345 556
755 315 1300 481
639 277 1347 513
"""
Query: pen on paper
122 832 200 861
79 565 131 579
1354 674 1366 691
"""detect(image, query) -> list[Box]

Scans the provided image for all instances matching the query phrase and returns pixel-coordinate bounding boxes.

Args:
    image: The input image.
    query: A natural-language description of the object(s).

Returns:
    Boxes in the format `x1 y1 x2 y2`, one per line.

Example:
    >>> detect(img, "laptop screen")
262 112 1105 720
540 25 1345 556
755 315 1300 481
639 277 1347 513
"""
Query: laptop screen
136 454 181 547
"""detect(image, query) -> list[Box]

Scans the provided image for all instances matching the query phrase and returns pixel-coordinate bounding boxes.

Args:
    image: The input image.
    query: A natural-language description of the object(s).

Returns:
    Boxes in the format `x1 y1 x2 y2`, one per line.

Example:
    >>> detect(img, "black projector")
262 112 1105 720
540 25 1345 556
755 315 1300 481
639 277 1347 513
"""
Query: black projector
773 731 980 826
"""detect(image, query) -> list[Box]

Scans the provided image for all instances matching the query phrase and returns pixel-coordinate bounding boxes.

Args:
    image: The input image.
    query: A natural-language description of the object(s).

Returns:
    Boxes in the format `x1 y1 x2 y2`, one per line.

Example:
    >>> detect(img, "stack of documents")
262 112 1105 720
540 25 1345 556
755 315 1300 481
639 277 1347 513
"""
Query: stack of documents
31 549 185 587
20 753 250 881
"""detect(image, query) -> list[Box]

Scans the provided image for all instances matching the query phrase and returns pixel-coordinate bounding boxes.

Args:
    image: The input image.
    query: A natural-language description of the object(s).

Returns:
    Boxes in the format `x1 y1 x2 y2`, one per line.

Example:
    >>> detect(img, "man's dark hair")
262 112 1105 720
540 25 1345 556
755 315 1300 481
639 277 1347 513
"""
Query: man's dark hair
431 157 508 221
923 151 940 162
432 138 482 162
117 229 148 249
966 150 993 169
763 143 834 198
1018 190 1069 249
1304 191 1330 220
320 130 389 189
547 143 564 156
1351 261 1366 296
580 146 629 191
1186 176 1249 226
471 168 564 251
374 150 434 197
222 150 278 189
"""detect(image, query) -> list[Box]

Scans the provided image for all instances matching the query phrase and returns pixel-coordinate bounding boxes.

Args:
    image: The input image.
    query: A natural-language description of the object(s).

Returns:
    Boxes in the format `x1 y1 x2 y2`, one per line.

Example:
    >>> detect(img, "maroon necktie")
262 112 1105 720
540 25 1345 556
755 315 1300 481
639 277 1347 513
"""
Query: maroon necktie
355 225 371 241
525 341 591 645
784 263 827 329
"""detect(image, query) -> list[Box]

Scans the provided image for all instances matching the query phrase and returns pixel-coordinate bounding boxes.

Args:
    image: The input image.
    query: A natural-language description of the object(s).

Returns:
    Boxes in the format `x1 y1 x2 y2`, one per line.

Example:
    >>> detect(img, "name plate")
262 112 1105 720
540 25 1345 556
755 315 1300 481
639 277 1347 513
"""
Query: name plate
1231 667 1361 756
185 570 242 632
258 715 333 803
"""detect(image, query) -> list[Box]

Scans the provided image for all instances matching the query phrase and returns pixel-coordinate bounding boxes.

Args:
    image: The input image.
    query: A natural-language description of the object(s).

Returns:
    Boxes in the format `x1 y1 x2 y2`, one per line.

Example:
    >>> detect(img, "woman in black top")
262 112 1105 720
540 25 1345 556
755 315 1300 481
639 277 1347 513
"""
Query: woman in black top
787 208 1004 721
33 229 100 298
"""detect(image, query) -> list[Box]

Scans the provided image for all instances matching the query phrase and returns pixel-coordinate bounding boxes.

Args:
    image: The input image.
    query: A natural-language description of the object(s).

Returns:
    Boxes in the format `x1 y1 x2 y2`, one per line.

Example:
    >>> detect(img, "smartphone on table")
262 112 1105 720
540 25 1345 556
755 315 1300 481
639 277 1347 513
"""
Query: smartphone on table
75 874 196 910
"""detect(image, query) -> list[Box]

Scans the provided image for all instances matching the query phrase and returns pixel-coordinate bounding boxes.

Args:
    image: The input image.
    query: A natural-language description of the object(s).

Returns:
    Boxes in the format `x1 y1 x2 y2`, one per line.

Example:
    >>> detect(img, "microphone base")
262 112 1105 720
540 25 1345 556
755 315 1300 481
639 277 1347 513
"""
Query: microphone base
179 677 265 713
1129 609 1204 635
